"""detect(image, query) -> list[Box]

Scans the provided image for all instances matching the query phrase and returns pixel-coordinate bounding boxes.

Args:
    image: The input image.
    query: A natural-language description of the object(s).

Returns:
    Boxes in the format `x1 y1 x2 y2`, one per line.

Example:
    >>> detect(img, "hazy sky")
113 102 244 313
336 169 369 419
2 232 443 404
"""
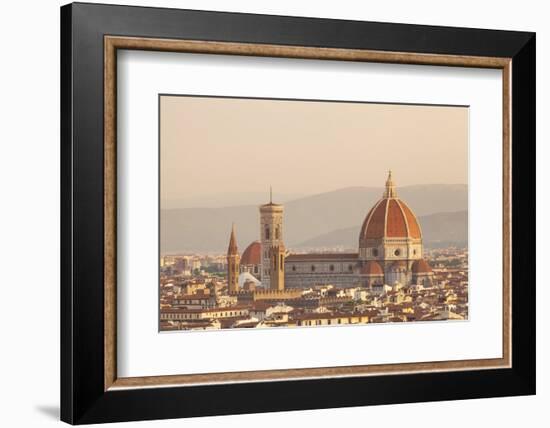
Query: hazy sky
160 95 468 205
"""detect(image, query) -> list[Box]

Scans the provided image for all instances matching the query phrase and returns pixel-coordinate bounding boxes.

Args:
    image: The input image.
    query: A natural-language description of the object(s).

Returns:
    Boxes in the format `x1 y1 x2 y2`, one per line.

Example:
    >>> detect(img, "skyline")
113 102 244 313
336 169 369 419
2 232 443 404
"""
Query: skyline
160 96 468 205
160 172 469 331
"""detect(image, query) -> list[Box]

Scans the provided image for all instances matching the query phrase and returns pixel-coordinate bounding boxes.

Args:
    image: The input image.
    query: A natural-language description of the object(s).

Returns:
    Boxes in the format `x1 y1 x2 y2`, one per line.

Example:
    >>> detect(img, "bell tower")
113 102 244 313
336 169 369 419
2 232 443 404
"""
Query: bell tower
226 223 240 293
270 243 286 291
259 187 284 289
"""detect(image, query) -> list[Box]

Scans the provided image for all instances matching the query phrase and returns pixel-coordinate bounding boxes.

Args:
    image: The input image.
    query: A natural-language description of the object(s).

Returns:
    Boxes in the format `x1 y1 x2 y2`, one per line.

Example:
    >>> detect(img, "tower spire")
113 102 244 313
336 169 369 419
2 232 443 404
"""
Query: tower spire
384 169 397 198
226 223 240 293
270 185 272 204
227 223 238 255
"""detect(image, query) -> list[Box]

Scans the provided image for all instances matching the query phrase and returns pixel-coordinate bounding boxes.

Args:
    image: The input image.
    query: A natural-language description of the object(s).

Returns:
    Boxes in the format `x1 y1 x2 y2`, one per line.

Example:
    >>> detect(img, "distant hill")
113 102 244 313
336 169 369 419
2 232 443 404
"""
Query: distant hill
162 191 307 209
418 210 468 247
294 211 467 250
161 184 468 253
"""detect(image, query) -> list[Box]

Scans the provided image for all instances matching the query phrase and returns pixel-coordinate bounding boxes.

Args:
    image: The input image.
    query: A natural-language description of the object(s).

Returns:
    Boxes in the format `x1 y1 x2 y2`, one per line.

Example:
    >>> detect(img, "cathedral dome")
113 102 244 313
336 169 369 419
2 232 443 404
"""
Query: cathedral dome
361 260 384 275
412 259 432 273
241 241 261 265
359 171 422 241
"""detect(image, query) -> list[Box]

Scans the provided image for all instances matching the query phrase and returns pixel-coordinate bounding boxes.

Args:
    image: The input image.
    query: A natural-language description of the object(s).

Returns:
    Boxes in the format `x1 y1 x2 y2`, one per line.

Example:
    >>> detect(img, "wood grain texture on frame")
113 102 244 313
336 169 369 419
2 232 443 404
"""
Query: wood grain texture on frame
104 36 117 390
104 35 512 391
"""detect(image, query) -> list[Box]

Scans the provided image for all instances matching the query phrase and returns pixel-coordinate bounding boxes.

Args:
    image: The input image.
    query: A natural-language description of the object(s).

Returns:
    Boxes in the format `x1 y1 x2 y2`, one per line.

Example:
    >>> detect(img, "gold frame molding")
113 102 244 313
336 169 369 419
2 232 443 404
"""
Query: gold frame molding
104 35 512 391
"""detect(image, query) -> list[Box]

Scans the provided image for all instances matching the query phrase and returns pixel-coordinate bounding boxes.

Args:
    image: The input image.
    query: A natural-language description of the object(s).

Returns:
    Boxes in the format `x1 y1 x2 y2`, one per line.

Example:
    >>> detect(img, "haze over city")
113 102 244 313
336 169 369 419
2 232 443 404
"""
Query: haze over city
160 95 468 208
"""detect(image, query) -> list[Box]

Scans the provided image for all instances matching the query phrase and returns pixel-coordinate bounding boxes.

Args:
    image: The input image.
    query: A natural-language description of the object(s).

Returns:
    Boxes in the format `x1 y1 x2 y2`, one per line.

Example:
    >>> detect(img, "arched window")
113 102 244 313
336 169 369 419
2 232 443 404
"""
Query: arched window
280 255 284 270
265 227 270 240
373 248 379 257
329 264 335 272
275 226 280 240
311 265 316 272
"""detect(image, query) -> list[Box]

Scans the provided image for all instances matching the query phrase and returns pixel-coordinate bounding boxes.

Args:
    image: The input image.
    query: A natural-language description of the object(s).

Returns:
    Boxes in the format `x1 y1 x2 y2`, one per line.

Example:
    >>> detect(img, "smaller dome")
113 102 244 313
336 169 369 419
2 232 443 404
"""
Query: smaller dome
241 241 261 265
412 259 432 274
390 261 407 270
361 261 384 275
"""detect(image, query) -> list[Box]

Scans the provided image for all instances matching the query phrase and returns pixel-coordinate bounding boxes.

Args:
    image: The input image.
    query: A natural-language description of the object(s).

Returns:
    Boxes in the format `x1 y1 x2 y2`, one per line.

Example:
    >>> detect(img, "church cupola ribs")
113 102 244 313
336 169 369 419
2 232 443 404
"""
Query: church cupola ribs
226 223 240 293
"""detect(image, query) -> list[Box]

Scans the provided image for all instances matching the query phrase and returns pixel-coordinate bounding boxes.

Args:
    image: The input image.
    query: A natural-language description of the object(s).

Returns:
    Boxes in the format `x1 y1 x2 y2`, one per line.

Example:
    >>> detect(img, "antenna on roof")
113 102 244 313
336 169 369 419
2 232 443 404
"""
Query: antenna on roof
270 185 272 204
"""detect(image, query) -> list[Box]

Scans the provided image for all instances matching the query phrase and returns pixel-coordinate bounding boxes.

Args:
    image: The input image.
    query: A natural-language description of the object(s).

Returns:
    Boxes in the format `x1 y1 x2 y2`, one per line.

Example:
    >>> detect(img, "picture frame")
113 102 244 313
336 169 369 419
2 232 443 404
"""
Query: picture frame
60 2 535 424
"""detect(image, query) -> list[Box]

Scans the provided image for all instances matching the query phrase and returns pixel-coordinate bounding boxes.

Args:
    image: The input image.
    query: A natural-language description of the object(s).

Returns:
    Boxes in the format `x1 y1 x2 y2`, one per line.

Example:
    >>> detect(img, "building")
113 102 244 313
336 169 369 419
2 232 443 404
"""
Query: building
172 294 217 309
259 189 285 290
160 306 249 321
284 253 358 288
294 312 372 327
226 224 240 292
240 241 261 279
227 172 434 290
357 170 434 288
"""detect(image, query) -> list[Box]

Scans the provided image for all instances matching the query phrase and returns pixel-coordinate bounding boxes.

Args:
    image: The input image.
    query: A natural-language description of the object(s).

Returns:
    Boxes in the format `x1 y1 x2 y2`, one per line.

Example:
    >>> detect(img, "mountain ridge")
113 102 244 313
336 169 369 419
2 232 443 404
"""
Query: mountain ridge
161 184 468 253
294 210 467 250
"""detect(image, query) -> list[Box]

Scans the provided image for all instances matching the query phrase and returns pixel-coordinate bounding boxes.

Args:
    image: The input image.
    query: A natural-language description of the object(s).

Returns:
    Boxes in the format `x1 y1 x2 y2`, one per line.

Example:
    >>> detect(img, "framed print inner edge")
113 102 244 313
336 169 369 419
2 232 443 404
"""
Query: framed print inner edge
104 35 512 391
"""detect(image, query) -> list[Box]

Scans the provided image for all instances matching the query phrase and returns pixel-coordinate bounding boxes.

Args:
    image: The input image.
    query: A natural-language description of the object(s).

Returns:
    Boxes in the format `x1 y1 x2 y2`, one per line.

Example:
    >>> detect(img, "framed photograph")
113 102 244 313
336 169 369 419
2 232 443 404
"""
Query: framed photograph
61 2 536 424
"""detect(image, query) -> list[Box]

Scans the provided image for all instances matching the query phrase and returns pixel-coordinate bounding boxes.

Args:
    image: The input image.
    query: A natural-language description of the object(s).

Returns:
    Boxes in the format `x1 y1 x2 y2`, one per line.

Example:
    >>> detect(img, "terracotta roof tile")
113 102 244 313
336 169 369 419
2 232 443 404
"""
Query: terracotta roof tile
412 259 433 273
397 200 422 239
241 241 261 265
386 199 408 237
360 197 422 240
360 260 384 275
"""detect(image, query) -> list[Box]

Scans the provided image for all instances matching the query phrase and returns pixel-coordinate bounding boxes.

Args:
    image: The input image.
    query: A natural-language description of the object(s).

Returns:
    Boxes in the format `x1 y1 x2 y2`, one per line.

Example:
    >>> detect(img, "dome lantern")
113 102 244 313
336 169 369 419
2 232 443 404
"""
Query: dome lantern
384 169 397 198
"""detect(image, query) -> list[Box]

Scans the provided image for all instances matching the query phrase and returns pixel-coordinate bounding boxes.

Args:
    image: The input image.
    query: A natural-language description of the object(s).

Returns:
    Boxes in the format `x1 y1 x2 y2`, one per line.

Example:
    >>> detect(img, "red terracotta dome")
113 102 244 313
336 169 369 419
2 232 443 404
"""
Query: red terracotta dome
241 241 261 265
390 260 408 270
412 259 432 273
361 260 384 275
360 172 422 241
